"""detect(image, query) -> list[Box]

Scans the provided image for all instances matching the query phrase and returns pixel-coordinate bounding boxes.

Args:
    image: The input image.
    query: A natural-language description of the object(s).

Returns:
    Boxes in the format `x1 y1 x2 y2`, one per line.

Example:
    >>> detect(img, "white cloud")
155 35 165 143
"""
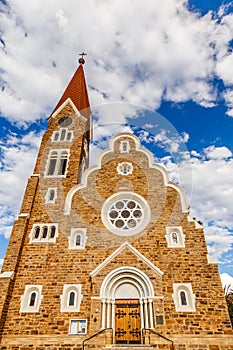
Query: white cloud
0 130 43 238
221 273 233 289
0 0 233 123
158 145 233 262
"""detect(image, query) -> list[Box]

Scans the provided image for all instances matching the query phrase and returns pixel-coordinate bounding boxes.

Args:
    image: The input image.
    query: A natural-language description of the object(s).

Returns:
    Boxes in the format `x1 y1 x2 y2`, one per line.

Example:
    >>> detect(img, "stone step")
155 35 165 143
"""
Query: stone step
103 345 172 350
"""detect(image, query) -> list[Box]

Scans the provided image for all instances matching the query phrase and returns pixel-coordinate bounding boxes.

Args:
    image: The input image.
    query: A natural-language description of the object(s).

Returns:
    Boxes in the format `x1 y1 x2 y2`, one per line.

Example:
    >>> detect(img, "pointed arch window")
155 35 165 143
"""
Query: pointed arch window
165 226 185 248
180 290 188 306
45 149 70 177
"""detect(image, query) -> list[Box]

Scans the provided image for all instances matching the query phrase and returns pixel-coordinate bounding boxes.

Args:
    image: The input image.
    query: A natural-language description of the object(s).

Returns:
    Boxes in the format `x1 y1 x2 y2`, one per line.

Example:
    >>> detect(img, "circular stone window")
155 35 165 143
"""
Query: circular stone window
101 192 151 236
58 116 72 127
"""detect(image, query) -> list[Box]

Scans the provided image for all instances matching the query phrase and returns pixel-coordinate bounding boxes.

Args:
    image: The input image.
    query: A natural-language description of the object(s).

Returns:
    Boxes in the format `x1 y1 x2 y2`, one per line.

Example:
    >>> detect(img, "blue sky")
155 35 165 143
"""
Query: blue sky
0 0 233 285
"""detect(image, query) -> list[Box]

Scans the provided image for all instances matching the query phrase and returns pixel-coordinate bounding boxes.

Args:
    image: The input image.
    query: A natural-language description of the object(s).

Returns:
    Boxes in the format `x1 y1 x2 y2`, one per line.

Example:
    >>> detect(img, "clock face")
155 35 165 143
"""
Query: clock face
58 116 72 127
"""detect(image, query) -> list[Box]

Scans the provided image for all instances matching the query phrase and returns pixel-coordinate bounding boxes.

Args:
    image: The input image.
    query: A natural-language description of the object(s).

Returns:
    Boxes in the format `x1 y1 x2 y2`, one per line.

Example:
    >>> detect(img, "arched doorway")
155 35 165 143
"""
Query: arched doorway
100 266 155 344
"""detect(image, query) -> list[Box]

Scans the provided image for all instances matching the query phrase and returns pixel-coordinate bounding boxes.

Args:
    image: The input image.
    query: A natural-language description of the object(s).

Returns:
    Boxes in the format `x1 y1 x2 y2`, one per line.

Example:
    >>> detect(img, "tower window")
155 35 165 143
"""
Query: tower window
45 149 70 177
50 226 56 239
45 188 57 204
52 128 74 142
34 226 40 239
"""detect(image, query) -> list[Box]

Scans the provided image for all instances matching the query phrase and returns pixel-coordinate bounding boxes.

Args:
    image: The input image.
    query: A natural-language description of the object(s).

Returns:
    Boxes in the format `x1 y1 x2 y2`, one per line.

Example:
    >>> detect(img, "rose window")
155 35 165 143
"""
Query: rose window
102 192 151 236
108 199 144 231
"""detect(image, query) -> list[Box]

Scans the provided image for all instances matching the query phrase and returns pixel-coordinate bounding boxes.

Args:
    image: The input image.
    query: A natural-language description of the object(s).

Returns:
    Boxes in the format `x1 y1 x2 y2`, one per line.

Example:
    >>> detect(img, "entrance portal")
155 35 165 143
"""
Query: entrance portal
115 300 141 344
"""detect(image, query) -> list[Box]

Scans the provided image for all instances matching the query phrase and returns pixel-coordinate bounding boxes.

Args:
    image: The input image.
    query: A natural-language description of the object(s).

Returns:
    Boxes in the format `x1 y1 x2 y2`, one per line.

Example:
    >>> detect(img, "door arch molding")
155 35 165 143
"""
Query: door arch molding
100 266 155 330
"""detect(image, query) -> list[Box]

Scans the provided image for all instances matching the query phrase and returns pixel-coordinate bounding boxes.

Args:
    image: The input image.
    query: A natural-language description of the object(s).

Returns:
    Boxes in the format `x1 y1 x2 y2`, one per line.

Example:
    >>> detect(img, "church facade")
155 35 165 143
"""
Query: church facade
0 61 233 350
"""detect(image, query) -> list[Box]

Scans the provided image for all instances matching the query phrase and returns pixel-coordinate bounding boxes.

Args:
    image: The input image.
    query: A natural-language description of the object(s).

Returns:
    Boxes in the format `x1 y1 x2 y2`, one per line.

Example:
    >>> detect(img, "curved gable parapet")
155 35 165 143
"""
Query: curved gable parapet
64 132 189 215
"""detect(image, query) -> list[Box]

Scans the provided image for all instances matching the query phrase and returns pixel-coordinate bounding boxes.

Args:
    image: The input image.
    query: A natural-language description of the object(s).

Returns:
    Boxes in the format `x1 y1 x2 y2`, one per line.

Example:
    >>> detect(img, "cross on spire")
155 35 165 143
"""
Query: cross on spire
79 52 87 65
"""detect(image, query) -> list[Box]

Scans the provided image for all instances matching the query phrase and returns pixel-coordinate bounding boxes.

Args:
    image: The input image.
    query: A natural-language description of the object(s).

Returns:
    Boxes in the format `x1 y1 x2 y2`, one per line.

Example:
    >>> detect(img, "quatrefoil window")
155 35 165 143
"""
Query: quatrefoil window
117 162 133 175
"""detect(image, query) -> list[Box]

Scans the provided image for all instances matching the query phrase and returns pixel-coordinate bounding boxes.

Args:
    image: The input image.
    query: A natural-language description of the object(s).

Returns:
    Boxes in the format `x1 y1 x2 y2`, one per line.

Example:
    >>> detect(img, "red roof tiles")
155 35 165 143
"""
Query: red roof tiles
52 64 91 118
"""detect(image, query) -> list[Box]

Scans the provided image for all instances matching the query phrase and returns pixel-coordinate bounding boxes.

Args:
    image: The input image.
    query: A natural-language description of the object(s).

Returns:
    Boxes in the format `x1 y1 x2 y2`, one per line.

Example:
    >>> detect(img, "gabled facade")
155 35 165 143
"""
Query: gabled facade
0 62 233 350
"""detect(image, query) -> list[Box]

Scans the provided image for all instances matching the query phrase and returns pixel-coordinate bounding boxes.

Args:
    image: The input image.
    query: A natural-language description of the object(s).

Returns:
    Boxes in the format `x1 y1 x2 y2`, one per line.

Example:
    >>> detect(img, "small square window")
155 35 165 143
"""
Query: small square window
156 316 164 325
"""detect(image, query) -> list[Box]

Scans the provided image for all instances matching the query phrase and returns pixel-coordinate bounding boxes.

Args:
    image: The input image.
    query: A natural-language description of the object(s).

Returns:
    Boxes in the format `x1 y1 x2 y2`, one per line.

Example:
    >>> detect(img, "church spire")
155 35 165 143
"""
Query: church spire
52 56 91 118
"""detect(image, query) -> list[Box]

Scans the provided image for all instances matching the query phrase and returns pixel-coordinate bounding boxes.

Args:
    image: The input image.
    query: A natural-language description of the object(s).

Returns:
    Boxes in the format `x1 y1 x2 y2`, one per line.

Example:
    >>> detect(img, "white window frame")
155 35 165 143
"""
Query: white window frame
60 284 82 312
117 162 133 175
172 283 196 312
20 285 43 313
165 226 185 248
119 140 130 153
44 149 70 178
45 187 57 204
29 223 58 243
69 319 87 335
68 228 87 249
51 128 74 142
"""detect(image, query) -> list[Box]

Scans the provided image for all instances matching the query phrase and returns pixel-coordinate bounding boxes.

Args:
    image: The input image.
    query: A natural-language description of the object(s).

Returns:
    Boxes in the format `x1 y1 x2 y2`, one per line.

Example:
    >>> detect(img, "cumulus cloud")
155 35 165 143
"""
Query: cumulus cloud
0 0 233 123
0 130 42 238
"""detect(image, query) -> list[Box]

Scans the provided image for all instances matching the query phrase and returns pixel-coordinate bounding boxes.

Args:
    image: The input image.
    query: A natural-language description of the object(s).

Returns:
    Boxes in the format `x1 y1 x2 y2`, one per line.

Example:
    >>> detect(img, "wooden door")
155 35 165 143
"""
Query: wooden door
115 300 141 344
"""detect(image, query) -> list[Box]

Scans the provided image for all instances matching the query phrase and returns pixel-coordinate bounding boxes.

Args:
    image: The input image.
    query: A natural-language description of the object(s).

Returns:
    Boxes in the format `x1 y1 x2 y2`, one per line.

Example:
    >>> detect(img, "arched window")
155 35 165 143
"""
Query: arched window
29 292 37 307
60 284 82 312
54 132 59 141
58 151 68 175
60 129 66 141
180 291 187 306
42 227 48 239
68 291 76 306
50 226 56 238
76 234 81 246
34 227 40 239
47 151 58 175
46 150 69 177
172 232 178 244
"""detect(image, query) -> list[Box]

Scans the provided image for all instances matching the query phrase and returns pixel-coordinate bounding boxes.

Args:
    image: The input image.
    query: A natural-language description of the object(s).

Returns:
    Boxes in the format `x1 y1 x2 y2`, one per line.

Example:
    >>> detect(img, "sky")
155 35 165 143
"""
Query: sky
0 0 233 288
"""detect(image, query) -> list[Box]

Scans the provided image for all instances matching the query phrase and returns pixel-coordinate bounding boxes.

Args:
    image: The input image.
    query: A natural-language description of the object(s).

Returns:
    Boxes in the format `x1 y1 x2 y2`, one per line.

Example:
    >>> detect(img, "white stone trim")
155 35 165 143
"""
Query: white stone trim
69 319 87 335
20 285 43 313
18 213 30 218
188 215 204 228
45 187 57 204
29 223 58 243
64 133 189 215
101 191 151 236
172 283 196 312
165 226 185 248
0 271 14 279
68 228 87 249
119 140 130 153
117 162 133 175
49 98 88 122
60 284 82 312
44 148 70 178
51 128 74 142
90 241 163 277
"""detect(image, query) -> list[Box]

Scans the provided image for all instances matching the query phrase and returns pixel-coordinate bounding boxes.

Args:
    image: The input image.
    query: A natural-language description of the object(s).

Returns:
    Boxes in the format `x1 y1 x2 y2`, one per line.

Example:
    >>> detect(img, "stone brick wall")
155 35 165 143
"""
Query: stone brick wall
0 108 232 349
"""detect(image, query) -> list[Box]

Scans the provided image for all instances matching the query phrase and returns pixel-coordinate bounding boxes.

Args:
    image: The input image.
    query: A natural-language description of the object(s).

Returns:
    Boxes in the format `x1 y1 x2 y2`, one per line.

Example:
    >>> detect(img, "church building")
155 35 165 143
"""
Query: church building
0 58 233 350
